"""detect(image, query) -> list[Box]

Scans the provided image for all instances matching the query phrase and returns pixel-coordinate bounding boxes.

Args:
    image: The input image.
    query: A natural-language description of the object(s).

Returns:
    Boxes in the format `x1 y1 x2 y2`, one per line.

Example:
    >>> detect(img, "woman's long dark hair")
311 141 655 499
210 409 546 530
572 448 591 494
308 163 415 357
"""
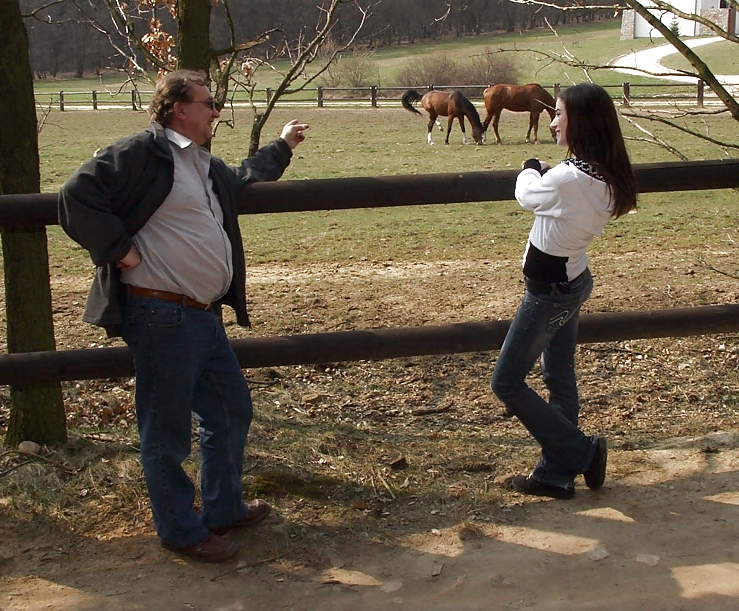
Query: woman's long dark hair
560 83 638 218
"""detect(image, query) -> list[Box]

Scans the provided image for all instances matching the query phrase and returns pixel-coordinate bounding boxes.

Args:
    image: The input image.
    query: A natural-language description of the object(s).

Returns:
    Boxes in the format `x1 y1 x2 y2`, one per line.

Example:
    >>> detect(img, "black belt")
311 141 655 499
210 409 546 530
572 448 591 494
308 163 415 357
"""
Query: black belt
525 273 582 296
122 285 212 310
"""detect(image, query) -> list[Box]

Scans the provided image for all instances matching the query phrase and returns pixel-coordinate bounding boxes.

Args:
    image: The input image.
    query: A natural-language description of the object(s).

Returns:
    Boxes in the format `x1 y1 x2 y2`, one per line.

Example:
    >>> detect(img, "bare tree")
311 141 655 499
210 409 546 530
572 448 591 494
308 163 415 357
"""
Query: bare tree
1 0 67 447
83 0 372 154
233 0 373 155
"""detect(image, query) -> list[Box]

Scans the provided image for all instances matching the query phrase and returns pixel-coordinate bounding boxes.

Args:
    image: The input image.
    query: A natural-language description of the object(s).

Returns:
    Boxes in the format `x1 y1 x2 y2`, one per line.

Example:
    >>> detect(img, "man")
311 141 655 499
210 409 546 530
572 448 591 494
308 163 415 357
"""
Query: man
59 69 309 562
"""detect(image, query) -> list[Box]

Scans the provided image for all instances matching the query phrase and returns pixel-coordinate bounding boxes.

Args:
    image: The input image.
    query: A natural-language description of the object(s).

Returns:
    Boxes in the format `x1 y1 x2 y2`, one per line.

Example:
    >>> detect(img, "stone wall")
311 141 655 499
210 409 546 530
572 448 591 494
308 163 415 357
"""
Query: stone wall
620 9 636 40
698 8 728 34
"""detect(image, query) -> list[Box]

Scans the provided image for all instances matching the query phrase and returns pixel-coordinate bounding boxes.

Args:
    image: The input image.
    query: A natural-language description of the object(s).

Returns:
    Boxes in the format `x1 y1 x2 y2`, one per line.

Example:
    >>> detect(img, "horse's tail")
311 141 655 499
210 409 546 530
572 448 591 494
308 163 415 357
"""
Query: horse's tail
401 89 423 114
454 91 483 132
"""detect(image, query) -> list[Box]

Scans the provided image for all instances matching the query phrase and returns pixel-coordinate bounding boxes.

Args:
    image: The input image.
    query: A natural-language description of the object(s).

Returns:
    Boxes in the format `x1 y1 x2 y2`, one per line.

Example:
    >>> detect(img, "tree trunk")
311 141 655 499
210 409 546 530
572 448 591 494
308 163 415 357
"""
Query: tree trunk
74 22 87 79
249 112 267 157
0 1 66 447
176 0 213 73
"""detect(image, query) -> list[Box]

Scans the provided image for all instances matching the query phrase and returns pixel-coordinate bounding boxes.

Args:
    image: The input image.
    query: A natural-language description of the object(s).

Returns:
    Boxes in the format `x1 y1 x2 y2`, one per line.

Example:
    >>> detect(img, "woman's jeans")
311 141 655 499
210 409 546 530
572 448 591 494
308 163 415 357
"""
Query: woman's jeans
491 269 595 489
120 295 253 548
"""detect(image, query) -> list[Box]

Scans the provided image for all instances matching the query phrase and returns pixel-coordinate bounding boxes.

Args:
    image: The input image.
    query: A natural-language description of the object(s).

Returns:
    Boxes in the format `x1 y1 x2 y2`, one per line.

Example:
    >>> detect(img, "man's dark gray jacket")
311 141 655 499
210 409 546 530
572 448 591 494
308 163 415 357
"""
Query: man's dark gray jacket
58 122 293 336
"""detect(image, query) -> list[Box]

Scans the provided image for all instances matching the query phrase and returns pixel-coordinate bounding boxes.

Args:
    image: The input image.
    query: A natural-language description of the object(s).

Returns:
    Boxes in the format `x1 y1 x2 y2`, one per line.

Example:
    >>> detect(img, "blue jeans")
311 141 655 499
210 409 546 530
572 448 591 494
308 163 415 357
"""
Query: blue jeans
490 269 595 489
120 295 253 548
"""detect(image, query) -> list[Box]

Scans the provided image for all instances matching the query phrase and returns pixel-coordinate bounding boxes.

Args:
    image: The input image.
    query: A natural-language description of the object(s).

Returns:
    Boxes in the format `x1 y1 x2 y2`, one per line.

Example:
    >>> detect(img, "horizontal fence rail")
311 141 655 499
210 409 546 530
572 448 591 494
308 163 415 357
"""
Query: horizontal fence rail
0 305 737 386
1 160 737 387
1 159 738 228
34 81 714 110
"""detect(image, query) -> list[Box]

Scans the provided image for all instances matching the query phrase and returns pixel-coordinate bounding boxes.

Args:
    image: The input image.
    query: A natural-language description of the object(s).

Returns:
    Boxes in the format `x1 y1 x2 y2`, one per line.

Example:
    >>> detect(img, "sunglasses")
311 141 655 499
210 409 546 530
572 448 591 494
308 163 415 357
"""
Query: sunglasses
184 99 221 111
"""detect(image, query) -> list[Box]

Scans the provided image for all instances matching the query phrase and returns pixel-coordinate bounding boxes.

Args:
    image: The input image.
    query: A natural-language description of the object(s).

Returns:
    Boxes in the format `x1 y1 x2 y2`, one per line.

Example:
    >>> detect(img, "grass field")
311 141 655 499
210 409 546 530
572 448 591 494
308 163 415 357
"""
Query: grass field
37 103 739 276
660 38 739 74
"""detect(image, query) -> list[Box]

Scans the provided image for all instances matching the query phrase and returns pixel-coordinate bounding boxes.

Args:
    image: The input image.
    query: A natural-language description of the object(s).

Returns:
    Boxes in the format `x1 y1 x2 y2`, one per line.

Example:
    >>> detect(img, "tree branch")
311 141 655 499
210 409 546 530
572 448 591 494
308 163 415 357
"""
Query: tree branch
21 0 66 21
283 1 372 94
620 107 739 151
241 0 374 155
98 0 172 74
212 30 279 57
698 255 739 281
620 113 689 160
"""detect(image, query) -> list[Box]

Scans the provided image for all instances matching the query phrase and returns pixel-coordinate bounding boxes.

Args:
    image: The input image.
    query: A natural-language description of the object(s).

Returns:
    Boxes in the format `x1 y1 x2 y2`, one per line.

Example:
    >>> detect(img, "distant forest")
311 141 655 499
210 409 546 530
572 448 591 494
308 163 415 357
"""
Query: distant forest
20 0 618 79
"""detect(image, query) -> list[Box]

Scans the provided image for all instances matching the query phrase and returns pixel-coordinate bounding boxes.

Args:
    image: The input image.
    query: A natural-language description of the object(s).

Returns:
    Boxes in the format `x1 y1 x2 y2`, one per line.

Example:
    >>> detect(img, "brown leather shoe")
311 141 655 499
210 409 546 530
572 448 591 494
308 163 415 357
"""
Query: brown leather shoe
210 499 271 535
161 532 238 563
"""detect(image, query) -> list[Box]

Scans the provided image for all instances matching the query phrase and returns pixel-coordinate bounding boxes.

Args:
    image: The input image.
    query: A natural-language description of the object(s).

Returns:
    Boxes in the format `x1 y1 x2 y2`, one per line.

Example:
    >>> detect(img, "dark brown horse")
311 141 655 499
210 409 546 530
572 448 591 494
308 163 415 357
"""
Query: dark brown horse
482 83 556 144
402 89 485 145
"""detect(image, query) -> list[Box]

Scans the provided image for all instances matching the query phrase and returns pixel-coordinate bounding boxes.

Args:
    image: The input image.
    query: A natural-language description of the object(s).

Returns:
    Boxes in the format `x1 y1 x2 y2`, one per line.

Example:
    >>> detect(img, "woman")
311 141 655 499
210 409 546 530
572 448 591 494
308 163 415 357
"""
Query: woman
491 83 638 499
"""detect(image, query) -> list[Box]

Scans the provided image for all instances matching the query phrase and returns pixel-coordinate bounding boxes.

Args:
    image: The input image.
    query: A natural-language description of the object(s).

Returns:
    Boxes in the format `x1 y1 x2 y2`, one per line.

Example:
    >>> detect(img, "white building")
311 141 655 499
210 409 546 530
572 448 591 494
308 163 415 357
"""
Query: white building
621 0 738 38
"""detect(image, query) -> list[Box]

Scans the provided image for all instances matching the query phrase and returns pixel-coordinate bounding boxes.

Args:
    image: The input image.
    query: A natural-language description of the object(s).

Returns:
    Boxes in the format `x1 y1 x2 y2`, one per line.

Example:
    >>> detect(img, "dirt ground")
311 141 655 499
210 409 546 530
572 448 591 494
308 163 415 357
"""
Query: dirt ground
1 249 738 609
4 434 739 610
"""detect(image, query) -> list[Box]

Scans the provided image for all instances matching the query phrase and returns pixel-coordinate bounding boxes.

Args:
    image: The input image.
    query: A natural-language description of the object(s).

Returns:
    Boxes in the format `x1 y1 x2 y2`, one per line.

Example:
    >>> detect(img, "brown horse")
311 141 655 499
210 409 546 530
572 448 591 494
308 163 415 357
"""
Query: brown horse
402 89 485 145
482 83 556 144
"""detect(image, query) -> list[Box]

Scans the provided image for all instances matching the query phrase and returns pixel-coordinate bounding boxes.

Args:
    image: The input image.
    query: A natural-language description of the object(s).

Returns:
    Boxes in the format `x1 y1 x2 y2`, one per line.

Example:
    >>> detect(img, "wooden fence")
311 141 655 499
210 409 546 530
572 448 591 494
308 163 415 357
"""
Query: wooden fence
0 159 738 387
34 81 711 111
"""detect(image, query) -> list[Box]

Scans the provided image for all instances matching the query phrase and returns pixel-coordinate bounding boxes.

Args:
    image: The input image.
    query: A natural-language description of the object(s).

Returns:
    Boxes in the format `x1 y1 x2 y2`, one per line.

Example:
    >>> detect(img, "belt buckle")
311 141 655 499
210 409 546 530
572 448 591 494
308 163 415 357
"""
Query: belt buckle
557 281 571 294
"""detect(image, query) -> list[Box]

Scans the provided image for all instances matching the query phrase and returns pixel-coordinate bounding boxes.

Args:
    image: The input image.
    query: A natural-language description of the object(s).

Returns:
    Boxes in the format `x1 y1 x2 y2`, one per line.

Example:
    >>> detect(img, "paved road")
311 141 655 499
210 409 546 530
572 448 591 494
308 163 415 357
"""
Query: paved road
610 36 739 96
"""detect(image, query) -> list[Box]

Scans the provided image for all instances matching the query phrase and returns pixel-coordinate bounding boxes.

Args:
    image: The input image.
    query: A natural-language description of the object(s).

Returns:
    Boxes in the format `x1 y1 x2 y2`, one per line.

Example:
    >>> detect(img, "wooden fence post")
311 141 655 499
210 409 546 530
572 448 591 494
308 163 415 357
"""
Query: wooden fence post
622 82 630 107
317 86 323 108
371 85 377 108
92 90 98 110
131 90 137 110
59 91 64 111
554 83 561 97
266 88 272 105
697 79 704 108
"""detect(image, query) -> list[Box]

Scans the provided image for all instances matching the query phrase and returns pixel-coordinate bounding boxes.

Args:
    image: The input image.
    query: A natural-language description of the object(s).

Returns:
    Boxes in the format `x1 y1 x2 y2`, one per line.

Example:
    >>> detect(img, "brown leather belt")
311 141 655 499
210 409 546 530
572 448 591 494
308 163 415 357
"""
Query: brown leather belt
122 284 212 311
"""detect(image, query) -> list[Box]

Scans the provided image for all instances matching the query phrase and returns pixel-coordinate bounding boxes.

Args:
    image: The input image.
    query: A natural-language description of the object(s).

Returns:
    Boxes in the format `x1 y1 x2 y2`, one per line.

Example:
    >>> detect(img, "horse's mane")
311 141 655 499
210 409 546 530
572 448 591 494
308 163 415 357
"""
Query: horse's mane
454 91 483 132
537 88 556 118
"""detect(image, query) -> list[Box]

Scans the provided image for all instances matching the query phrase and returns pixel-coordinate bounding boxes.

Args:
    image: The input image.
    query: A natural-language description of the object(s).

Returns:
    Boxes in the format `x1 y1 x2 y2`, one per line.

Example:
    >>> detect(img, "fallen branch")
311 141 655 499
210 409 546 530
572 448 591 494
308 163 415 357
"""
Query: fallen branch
698 256 739 280
210 551 285 581
375 469 396 500
412 405 452 416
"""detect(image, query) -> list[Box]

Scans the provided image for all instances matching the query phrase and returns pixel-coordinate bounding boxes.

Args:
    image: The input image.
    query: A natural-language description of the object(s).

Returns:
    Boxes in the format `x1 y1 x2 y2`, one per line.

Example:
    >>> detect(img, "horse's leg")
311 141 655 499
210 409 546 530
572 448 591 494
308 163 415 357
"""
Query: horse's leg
527 111 541 144
426 110 438 145
482 111 492 133
436 119 444 132
445 116 454 145
458 116 468 145
482 108 494 144
492 110 503 145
